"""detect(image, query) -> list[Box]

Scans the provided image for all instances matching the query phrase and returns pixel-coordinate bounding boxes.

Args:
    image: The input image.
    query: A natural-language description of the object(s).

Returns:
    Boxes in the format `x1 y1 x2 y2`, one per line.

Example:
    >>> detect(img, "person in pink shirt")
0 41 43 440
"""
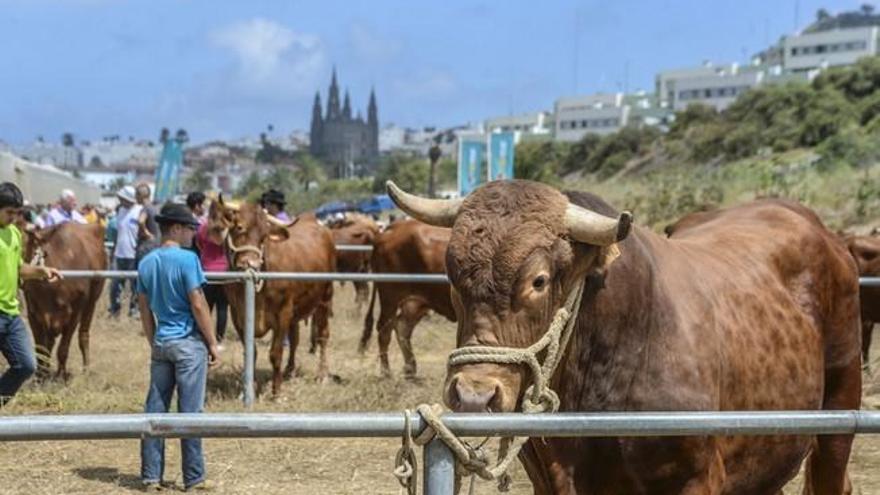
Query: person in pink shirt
195 200 228 345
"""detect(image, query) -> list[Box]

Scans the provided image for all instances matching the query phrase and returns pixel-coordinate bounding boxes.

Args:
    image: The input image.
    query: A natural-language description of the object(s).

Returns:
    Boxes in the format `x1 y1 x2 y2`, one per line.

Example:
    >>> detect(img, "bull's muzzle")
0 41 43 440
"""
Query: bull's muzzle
446 371 505 413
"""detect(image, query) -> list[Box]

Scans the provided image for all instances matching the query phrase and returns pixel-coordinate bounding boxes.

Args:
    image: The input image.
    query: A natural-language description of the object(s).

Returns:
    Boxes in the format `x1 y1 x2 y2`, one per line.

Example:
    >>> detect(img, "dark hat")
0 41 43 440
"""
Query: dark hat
154 202 200 227
185 191 206 209
261 189 286 206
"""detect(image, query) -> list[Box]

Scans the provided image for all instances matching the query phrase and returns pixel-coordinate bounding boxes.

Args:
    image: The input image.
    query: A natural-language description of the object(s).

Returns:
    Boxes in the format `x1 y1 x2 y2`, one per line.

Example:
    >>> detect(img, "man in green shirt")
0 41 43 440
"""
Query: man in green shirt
0 182 62 406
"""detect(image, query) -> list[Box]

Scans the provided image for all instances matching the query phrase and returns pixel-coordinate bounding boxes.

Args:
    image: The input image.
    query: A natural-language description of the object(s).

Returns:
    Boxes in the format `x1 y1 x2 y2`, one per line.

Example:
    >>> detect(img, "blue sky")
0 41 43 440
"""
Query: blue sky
0 0 860 145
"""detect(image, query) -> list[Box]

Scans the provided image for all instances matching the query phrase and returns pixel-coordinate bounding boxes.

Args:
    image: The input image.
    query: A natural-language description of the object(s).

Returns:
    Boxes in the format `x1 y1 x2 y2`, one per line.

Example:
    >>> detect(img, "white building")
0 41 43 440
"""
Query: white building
379 125 407 152
79 139 157 168
0 151 102 204
13 141 81 168
484 111 553 135
79 169 138 190
782 26 879 72
553 93 630 142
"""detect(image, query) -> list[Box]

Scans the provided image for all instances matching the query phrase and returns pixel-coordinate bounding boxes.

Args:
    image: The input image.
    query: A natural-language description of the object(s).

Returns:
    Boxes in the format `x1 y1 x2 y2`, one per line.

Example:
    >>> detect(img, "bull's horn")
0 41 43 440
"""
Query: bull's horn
217 194 240 211
264 211 298 228
565 204 633 246
386 180 461 227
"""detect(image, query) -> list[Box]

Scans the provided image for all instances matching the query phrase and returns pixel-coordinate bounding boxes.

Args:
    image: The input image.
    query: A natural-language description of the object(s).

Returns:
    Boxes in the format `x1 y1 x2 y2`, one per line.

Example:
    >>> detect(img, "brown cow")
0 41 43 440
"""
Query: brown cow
329 213 380 310
20 222 106 380
841 233 880 368
389 180 861 495
217 201 335 396
359 219 454 378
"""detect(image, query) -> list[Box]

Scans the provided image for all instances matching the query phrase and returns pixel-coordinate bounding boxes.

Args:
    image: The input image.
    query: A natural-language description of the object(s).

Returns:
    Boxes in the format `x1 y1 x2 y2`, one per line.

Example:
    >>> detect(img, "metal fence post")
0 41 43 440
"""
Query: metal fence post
423 437 455 495
243 278 256 408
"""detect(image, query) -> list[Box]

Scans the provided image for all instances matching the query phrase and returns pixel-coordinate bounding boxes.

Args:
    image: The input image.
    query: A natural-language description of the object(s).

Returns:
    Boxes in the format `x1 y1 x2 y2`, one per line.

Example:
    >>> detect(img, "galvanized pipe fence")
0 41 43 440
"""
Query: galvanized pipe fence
16 269 880 494
58 269 449 407
104 242 372 252
51 271 880 408
1 411 879 494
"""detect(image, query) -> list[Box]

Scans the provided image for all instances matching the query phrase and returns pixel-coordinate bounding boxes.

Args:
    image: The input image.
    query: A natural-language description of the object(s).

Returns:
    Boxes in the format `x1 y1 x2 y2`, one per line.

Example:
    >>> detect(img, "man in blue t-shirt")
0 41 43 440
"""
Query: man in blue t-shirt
137 202 220 492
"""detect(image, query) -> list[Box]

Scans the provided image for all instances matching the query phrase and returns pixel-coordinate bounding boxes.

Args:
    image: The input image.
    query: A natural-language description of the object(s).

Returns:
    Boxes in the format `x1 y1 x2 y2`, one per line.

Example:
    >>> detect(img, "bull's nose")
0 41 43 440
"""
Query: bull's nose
453 378 498 412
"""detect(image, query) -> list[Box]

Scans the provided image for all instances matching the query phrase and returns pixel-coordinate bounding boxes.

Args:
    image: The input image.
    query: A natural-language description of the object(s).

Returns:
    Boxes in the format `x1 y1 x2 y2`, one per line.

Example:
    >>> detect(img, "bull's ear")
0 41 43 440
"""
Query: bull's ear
267 226 290 242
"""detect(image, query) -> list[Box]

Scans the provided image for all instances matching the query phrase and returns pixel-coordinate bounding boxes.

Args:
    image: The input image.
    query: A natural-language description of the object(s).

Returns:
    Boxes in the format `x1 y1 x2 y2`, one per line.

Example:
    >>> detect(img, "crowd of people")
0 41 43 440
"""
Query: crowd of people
0 182 297 491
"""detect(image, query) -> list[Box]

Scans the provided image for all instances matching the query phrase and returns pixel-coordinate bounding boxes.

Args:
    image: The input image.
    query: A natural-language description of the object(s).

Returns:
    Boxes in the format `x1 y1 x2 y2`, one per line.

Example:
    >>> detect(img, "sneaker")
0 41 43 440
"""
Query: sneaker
142 481 164 492
186 480 216 492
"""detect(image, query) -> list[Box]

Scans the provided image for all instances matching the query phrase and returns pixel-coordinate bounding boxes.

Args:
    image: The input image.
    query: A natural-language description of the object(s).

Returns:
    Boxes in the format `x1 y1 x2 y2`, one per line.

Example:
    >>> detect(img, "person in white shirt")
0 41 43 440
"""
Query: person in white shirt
109 186 142 318
44 189 87 226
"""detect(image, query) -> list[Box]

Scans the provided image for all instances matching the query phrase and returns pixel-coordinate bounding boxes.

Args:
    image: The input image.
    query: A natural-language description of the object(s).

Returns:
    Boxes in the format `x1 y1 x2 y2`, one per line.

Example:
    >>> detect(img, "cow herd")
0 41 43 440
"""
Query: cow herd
12 179 880 494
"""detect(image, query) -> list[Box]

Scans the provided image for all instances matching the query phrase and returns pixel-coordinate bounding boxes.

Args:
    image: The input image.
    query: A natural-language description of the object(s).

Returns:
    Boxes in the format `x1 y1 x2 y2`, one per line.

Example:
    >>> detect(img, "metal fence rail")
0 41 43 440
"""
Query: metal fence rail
49 270 880 408
56 269 448 407
3 411 880 441
2 411 879 494
335 244 373 252
105 242 372 252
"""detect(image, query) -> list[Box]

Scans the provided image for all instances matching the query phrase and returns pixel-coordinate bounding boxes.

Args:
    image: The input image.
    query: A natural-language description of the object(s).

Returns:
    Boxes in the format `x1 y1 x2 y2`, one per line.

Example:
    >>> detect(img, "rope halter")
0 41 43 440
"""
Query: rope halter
448 277 586 414
409 277 587 492
225 233 266 292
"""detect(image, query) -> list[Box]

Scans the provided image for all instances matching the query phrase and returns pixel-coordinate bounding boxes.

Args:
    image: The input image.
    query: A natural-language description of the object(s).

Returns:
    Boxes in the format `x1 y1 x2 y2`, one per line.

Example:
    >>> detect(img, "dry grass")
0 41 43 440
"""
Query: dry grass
0 284 878 494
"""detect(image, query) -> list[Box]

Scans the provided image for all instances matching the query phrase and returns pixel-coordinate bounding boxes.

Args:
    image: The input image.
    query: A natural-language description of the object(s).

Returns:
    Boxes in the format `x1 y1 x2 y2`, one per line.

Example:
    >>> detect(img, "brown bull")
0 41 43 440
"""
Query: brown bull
390 179 861 495
217 201 336 396
359 219 454 377
20 222 106 379
329 213 380 309
841 233 880 368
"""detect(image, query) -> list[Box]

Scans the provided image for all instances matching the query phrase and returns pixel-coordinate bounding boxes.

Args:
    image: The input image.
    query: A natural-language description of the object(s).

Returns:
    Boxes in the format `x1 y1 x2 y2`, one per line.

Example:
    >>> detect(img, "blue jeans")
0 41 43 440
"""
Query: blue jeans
141 334 208 487
0 313 37 406
109 258 138 316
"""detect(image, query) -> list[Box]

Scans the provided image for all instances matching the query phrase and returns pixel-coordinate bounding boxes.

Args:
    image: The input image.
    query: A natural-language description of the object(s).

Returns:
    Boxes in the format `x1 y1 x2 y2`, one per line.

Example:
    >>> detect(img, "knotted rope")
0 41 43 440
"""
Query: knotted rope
225 235 265 292
30 246 46 267
398 279 586 493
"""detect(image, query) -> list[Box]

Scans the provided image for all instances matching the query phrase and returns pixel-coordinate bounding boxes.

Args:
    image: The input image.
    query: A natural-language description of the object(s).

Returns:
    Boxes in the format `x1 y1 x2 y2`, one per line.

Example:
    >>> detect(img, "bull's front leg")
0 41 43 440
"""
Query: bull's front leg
269 304 294 397
283 321 299 380
55 327 75 382
312 303 331 384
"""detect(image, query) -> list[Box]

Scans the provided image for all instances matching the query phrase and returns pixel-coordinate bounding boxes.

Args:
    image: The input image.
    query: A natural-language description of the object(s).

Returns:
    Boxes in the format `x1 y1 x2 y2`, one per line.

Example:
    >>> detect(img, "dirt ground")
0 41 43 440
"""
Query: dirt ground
0 284 878 494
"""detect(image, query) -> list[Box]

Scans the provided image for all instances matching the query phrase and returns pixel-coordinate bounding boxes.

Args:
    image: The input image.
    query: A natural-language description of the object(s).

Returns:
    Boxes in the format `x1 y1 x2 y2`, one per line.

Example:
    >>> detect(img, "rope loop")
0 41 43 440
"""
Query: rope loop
393 409 417 495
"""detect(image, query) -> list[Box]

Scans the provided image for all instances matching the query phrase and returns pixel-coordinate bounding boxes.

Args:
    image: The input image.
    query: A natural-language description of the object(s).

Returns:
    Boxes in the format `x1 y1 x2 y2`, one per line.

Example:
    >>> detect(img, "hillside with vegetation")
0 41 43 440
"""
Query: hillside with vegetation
223 57 880 229
515 56 880 231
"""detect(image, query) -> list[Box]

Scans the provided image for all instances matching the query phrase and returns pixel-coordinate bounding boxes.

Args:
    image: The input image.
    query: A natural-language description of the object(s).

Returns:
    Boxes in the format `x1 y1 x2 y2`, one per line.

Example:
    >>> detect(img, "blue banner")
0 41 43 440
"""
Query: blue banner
154 139 183 202
458 138 486 196
488 132 515 182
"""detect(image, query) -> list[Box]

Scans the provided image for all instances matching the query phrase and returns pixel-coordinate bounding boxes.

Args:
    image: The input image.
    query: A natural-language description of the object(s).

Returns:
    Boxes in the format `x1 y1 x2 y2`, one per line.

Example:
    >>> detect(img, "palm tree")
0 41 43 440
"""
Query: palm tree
428 142 442 198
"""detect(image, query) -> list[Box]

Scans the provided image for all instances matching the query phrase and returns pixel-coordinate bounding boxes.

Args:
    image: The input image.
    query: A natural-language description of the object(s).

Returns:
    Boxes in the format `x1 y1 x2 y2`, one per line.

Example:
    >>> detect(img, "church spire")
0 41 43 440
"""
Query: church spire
367 87 378 126
327 66 340 120
310 91 323 156
342 89 352 120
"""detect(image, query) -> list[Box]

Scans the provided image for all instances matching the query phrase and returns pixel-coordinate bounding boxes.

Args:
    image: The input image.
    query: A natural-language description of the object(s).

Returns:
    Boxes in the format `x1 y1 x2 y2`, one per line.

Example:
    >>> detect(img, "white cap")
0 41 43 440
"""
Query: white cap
116 185 136 203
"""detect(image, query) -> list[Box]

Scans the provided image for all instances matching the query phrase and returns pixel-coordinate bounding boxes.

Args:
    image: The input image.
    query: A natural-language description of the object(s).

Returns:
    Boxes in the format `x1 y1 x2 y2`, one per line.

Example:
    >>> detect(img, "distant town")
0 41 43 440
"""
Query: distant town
2 5 880 203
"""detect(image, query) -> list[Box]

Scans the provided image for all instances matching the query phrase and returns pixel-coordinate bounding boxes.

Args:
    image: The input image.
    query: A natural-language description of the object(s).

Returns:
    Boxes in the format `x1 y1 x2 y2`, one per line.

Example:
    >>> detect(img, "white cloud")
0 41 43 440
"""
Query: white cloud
349 22 402 63
210 18 325 99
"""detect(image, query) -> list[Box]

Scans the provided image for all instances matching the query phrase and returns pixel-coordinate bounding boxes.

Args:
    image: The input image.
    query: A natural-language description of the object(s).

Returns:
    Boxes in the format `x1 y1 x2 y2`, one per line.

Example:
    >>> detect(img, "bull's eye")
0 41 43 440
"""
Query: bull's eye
532 275 548 291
